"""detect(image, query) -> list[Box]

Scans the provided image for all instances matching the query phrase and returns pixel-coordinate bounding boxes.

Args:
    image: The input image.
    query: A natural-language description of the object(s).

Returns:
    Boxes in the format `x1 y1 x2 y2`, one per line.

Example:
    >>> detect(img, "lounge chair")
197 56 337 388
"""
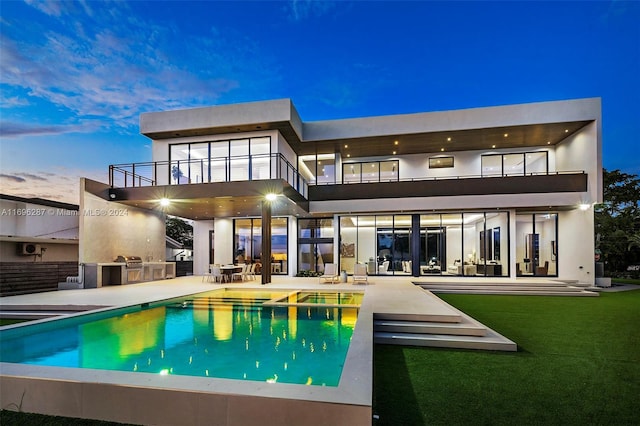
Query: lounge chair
319 263 339 284
352 263 368 285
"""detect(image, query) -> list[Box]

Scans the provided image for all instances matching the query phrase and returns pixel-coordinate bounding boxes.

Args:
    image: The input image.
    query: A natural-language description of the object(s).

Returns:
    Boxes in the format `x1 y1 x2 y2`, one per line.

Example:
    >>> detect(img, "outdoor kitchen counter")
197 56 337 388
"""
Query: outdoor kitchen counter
83 262 176 288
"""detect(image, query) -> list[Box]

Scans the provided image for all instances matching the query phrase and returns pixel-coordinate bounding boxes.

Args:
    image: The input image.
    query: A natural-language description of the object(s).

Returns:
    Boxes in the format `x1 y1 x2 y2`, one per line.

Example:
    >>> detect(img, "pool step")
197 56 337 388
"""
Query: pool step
374 318 486 337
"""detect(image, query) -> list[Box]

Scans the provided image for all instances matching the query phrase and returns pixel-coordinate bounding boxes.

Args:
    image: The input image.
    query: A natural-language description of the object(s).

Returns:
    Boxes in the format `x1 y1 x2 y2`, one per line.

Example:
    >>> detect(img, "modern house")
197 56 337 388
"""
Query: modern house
81 97 602 285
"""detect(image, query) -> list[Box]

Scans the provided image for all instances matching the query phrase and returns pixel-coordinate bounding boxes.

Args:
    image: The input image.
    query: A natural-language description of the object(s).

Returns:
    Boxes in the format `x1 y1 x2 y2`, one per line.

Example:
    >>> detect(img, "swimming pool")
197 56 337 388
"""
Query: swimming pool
0 289 360 386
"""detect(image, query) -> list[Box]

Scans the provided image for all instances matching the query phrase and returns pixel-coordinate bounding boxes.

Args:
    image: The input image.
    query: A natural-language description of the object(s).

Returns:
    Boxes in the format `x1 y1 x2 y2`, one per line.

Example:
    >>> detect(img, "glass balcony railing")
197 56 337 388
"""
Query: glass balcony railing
109 153 308 198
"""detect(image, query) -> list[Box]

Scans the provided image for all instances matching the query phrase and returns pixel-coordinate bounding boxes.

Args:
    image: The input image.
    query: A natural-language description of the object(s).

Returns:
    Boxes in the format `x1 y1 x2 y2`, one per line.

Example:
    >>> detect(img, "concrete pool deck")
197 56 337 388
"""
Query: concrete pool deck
1 275 514 425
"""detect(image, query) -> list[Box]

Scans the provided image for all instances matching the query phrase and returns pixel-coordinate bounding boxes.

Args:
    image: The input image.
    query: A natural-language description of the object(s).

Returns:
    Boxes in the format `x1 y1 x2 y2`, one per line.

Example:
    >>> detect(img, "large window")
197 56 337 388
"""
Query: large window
298 153 336 185
234 217 288 275
481 151 548 177
342 160 399 184
298 218 334 273
515 213 558 276
169 136 272 184
337 211 509 277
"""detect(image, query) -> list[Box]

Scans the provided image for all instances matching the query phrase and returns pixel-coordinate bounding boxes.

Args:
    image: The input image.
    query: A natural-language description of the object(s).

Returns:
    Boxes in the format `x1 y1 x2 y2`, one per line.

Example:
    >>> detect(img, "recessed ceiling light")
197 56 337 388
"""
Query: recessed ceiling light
344 144 348 148
565 129 569 133
503 133 508 138
547 141 551 145
347 154 350 158
492 145 496 148
447 137 451 142
392 151 396 155
440 148 445 152
394 140 399 145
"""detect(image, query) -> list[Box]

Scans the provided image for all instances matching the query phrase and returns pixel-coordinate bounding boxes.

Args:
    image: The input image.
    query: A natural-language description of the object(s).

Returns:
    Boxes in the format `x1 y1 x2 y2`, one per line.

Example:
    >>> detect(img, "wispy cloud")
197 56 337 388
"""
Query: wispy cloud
0 173 26 183
0 167 105 203
0 121 96 137
1 1 277 134
286 0 339 21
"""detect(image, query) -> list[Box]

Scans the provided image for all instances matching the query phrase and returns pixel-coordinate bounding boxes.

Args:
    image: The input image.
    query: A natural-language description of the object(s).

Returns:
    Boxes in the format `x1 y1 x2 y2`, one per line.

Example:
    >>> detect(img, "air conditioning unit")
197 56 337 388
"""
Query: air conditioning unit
19 243 41 255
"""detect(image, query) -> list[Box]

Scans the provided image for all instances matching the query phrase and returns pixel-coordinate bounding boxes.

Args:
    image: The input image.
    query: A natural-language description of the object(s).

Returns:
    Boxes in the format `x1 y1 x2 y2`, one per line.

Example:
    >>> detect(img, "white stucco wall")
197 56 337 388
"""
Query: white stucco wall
555 121 600 204
558 208 595 285
192 220 214 275
79 180 165 264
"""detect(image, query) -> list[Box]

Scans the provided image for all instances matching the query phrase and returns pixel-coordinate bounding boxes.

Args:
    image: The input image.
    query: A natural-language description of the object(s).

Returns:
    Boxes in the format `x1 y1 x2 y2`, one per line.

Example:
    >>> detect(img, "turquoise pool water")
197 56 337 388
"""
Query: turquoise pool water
0 290 360 386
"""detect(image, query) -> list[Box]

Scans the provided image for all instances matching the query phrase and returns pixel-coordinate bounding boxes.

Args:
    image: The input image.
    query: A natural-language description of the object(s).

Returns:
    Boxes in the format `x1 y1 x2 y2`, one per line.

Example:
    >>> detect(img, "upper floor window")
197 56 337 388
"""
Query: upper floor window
343 160 399 184
299 153 336 185
481 151 548 177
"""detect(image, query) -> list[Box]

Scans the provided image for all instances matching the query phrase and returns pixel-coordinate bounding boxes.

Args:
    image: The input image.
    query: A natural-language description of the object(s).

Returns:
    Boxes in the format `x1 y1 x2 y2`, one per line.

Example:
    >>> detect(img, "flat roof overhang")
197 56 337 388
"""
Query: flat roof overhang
140 98 599 159
107 180 310 220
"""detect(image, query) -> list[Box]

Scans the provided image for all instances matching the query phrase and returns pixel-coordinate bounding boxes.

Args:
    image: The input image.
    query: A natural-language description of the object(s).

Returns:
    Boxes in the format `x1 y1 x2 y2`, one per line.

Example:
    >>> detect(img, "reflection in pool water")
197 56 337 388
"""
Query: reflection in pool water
0 290 359 386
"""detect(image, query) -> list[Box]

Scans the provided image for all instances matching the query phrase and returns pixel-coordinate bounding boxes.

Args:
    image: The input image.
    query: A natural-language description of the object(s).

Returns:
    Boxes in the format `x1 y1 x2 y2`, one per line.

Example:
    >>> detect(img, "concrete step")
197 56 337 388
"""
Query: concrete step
421 287 598 296
375 329 517 352
374 318 486 337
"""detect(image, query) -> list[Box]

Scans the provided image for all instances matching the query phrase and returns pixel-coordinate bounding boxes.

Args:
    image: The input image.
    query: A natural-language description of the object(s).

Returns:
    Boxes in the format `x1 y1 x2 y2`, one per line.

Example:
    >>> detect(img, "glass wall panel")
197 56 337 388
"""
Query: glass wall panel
363 162 379 183
462 213 484 276
234 219 252 264
189 143 209 184
420 214 444 275
392 215 412 275
481 155 502 177
229 139 249 181
442 213 463 275
357 216 376 275
515 213 557 277
484 212 509 276
170 144 189 184
316 154 336 184
526 152 548 175
210 141 228 182
298 218 334 274
250 137 271 180
340 216 358 274
271 218 288 274
343 163 361 184
380 161 399 181
503 153 524 176
298 155 317 185
234 217 288 275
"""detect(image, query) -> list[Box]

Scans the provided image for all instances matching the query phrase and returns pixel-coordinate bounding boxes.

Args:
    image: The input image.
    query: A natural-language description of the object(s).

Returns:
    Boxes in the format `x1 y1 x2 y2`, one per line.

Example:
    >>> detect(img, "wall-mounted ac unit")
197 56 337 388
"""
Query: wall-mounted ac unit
19 243 41 255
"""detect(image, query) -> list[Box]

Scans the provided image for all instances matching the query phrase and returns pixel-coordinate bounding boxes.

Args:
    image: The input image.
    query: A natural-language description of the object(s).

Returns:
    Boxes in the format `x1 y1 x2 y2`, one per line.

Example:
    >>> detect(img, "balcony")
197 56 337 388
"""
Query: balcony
109 153 308 198
308 171 588 201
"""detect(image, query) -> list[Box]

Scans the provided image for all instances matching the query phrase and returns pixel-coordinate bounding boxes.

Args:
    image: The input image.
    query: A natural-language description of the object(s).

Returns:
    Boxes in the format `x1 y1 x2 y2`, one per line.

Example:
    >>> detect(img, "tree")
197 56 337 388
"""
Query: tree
166 217 193 249
595 169 640 275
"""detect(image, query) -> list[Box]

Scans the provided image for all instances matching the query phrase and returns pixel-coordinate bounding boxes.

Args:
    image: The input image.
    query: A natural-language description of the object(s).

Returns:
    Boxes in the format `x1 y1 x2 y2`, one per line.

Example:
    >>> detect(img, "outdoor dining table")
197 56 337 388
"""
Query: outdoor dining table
220 265 243 281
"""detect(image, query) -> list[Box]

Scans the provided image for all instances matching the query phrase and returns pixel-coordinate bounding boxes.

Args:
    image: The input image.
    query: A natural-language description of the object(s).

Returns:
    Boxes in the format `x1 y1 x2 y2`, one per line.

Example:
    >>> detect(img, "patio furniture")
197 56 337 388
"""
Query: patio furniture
352 263 368 285
209 265 227 283
319 263 339 284
232 264 248 281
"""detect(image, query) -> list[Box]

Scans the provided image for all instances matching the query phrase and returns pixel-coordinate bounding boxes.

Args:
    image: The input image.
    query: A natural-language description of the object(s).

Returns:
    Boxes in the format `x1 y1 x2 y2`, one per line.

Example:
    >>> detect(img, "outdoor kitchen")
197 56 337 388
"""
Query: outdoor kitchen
83 255 176 288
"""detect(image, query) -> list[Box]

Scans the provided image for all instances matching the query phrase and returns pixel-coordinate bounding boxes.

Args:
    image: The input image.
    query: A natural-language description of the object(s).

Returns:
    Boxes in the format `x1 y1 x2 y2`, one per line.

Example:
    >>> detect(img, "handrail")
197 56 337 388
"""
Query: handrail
313 170 587 185
109 153 309 198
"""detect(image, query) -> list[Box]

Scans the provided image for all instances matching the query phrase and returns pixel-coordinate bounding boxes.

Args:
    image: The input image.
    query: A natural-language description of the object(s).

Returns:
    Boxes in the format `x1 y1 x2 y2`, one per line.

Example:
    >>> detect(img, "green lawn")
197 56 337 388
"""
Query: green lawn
3 290 639 425
374 289 640 425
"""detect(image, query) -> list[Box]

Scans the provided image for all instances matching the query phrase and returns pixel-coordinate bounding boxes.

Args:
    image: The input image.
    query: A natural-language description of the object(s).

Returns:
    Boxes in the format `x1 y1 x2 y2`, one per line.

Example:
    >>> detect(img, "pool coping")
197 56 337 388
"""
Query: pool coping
0 285 373 425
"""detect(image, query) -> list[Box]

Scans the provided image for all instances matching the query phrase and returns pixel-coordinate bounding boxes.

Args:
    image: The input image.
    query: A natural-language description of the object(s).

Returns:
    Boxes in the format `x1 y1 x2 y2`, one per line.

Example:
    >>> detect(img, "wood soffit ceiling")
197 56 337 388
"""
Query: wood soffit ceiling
149 120 592 159
294 121 593 157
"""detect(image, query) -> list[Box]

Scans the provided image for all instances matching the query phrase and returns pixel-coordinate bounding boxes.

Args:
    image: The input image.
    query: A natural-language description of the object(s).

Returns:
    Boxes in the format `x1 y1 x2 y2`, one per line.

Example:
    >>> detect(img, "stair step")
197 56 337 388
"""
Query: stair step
375 331 517 352
374 319 486 336
422 288 598 296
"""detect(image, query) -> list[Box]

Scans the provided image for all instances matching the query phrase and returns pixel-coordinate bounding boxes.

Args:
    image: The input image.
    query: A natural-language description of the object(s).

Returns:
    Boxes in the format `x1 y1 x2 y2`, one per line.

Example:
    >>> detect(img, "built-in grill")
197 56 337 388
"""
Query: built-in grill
114 255 143 283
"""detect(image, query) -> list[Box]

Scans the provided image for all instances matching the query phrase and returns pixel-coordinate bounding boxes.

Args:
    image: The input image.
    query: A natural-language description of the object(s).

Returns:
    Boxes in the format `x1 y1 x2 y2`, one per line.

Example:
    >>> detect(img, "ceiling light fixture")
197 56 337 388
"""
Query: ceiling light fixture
447 137 451 142
265 193 277 201
440 148 445 152
160 198 170 207
492 145 496 148
504 133 508 138
392 151 396 155
394 140 399 145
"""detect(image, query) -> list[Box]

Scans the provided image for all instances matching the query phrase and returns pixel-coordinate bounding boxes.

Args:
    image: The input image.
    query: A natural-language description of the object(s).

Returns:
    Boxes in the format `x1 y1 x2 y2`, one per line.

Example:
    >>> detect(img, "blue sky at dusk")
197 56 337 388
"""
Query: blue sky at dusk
1 1 638 203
